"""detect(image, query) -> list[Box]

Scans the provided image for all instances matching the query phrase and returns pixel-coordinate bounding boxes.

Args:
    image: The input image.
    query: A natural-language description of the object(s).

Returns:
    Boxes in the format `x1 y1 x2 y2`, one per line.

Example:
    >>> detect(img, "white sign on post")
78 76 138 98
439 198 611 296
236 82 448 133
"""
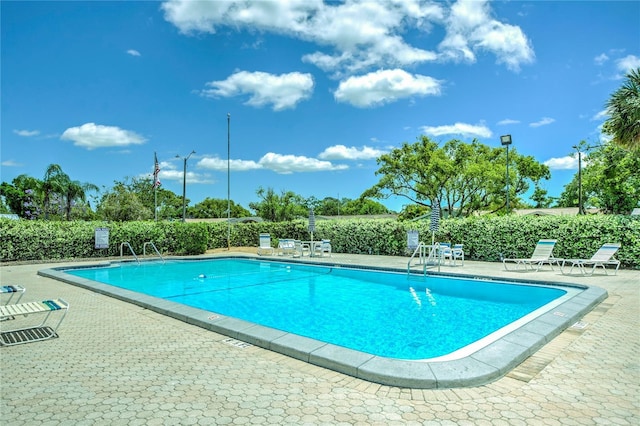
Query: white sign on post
95 227 109 249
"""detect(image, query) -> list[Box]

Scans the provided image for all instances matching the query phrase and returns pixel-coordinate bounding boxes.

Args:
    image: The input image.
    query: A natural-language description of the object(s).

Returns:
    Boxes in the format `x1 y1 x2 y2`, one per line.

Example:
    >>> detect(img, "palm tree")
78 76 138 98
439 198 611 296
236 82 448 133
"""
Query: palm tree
603 67 640 150
40 164 67 219
62 179 99 220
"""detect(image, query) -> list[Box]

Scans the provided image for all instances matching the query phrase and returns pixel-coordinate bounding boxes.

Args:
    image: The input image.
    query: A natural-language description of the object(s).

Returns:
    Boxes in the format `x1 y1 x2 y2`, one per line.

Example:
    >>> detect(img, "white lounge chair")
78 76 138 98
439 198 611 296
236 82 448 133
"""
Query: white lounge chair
278 239 296 256
503 239 558 271
442 244 464 266
257 233 275 256
1 285 25 305
314 239 332 257
0 298 69 346
560 243 621 275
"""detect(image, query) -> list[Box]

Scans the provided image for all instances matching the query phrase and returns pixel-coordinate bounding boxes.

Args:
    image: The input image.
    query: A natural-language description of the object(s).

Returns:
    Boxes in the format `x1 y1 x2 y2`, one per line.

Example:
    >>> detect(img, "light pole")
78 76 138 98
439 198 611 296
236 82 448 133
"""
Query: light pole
572 145 584 215
500 134 513 212
572 143 598 215
227 113 231 250
177 150 195 222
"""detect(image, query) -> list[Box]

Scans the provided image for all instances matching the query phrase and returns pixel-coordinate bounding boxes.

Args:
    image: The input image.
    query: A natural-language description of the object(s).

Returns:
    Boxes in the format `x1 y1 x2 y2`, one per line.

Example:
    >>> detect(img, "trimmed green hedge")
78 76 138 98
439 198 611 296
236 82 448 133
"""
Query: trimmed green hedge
1 215 638 268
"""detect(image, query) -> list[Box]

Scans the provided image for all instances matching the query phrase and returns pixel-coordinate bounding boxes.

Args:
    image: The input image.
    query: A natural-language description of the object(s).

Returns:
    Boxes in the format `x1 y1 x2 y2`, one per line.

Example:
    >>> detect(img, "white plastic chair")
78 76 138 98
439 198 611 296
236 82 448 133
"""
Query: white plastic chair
442 244 464 266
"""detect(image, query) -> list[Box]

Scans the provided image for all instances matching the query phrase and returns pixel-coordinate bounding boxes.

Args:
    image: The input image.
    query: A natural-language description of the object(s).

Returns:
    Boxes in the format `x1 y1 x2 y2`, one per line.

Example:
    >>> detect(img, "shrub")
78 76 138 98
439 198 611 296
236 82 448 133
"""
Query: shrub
1 215 637 269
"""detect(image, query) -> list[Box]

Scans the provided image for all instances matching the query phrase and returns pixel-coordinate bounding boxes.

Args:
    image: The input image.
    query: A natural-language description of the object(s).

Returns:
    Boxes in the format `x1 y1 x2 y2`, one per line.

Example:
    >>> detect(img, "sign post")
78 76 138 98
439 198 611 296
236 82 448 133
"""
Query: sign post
95 227 109 250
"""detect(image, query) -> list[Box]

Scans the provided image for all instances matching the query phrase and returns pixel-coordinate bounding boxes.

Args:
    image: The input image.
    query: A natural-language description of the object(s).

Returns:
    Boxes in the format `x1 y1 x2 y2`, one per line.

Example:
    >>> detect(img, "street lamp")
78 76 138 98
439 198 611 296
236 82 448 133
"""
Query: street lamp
177 150 195 222
572 145 584 215
500 134 513 212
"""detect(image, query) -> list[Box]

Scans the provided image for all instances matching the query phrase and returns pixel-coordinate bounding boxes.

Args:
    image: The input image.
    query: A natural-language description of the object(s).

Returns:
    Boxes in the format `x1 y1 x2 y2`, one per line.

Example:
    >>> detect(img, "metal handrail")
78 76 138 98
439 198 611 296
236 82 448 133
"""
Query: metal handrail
407 242 442 275
120 242 140 264
143 241 165 263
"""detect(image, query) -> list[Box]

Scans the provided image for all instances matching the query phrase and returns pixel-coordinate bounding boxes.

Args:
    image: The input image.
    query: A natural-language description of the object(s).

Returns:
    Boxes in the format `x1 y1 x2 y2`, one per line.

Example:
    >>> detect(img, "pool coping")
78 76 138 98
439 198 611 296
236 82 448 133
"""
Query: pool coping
38 256 608 389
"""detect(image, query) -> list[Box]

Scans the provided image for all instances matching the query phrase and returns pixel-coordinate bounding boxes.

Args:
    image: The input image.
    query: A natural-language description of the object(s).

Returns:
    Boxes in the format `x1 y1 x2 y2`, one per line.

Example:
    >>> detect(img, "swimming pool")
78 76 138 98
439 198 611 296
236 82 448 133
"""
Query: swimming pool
40 256 607 388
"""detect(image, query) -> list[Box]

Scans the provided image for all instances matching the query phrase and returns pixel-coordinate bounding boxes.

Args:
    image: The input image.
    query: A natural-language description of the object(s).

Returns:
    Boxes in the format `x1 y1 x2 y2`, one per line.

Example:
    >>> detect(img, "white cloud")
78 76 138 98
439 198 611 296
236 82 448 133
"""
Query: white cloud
13 129 40 137
197 152 349 174
162 0 527 75
334 69 442 107
60 123 146 150
197 156 262 172
497 119 519 126
616 54 640 74
439 0 534 72
544 155 578 170
258 152 348 174
127 49 141 57
529 117 555 128
201 71 314 111
1 160 22 167
592 109 608 121
318 145 386 160
421 122 492 138
594 53 609 65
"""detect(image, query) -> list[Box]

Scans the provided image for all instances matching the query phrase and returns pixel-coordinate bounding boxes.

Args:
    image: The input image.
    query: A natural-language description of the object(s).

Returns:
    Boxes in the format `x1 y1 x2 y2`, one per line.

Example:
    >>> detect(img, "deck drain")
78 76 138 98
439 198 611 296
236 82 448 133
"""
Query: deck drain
571 321 588 329
221 338 252 349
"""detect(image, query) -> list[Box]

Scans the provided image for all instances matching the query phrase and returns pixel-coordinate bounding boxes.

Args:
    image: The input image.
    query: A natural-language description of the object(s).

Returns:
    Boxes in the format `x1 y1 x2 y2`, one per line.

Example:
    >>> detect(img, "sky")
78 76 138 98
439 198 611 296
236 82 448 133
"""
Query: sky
2 0 639 214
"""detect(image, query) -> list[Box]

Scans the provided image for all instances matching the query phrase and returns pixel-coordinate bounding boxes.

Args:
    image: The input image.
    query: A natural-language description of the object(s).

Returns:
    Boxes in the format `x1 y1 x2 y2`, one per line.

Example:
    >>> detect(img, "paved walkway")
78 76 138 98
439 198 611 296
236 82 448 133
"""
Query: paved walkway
1 252 638 425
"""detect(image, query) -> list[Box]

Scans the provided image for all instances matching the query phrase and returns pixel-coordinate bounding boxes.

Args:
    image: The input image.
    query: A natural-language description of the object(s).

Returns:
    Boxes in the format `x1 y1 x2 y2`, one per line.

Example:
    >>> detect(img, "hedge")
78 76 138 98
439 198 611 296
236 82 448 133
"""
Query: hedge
1 215 638 268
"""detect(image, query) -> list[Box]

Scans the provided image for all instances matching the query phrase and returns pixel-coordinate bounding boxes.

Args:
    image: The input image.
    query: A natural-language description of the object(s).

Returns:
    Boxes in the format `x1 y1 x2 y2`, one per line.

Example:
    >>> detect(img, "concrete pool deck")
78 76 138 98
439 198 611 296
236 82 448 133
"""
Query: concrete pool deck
1 251 638 424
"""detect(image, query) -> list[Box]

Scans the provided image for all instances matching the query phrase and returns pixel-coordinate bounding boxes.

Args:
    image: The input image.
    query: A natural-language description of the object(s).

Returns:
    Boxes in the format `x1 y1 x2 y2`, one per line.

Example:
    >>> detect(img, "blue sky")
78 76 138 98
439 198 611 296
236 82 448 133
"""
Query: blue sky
2 0 639 213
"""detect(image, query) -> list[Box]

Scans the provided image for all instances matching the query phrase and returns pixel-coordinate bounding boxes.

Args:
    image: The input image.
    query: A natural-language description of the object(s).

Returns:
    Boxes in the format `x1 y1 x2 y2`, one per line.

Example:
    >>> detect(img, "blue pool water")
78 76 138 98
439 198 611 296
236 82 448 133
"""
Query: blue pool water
66 258 567 360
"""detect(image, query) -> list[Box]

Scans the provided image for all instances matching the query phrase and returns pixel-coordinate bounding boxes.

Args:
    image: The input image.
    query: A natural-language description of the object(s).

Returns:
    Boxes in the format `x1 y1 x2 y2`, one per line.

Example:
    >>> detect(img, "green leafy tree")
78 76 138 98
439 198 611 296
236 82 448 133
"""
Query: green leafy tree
97 181 153 221
62 179 99 220
582 143 640 213
398 204 429 221
556 176 580 208
0 196 10 214
187 197 250 218
0 175 43 219
603 67 640 150
40 164 68 219
341 198 390 215
558 143 640 213
530 184 553 208
97 177 183 220
362 136 550 217
315 197 343 216
249 187 307 222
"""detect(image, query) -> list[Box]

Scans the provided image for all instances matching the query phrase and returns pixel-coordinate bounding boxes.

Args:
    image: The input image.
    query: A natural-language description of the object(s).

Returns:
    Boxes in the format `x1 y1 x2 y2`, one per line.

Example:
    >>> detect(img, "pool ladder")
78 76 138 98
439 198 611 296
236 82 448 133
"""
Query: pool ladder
407 242 442 275
120 241 165 264
120 242 140 264
143 241 165 263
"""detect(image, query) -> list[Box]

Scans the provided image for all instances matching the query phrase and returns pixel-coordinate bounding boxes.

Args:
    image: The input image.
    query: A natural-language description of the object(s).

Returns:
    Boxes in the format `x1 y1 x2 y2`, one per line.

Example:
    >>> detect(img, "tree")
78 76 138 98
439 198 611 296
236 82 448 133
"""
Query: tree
249 187 307 222
315 197 343 216
97 181 152 221
603 67 640 150
362 136 550 217
341 198 390 215
62 179 99 220
187 198 250 218
0 175 42 219
40 164 67 219
558 143 640 213
95 177 183 220
582 143 640 213
530 184 553 209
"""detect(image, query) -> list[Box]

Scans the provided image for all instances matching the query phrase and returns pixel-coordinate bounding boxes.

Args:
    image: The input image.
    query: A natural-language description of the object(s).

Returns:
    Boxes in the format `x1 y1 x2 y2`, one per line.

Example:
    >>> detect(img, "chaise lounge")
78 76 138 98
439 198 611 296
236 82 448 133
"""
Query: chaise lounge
503 239 559 271
560 243 621 275
0 298 69 346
